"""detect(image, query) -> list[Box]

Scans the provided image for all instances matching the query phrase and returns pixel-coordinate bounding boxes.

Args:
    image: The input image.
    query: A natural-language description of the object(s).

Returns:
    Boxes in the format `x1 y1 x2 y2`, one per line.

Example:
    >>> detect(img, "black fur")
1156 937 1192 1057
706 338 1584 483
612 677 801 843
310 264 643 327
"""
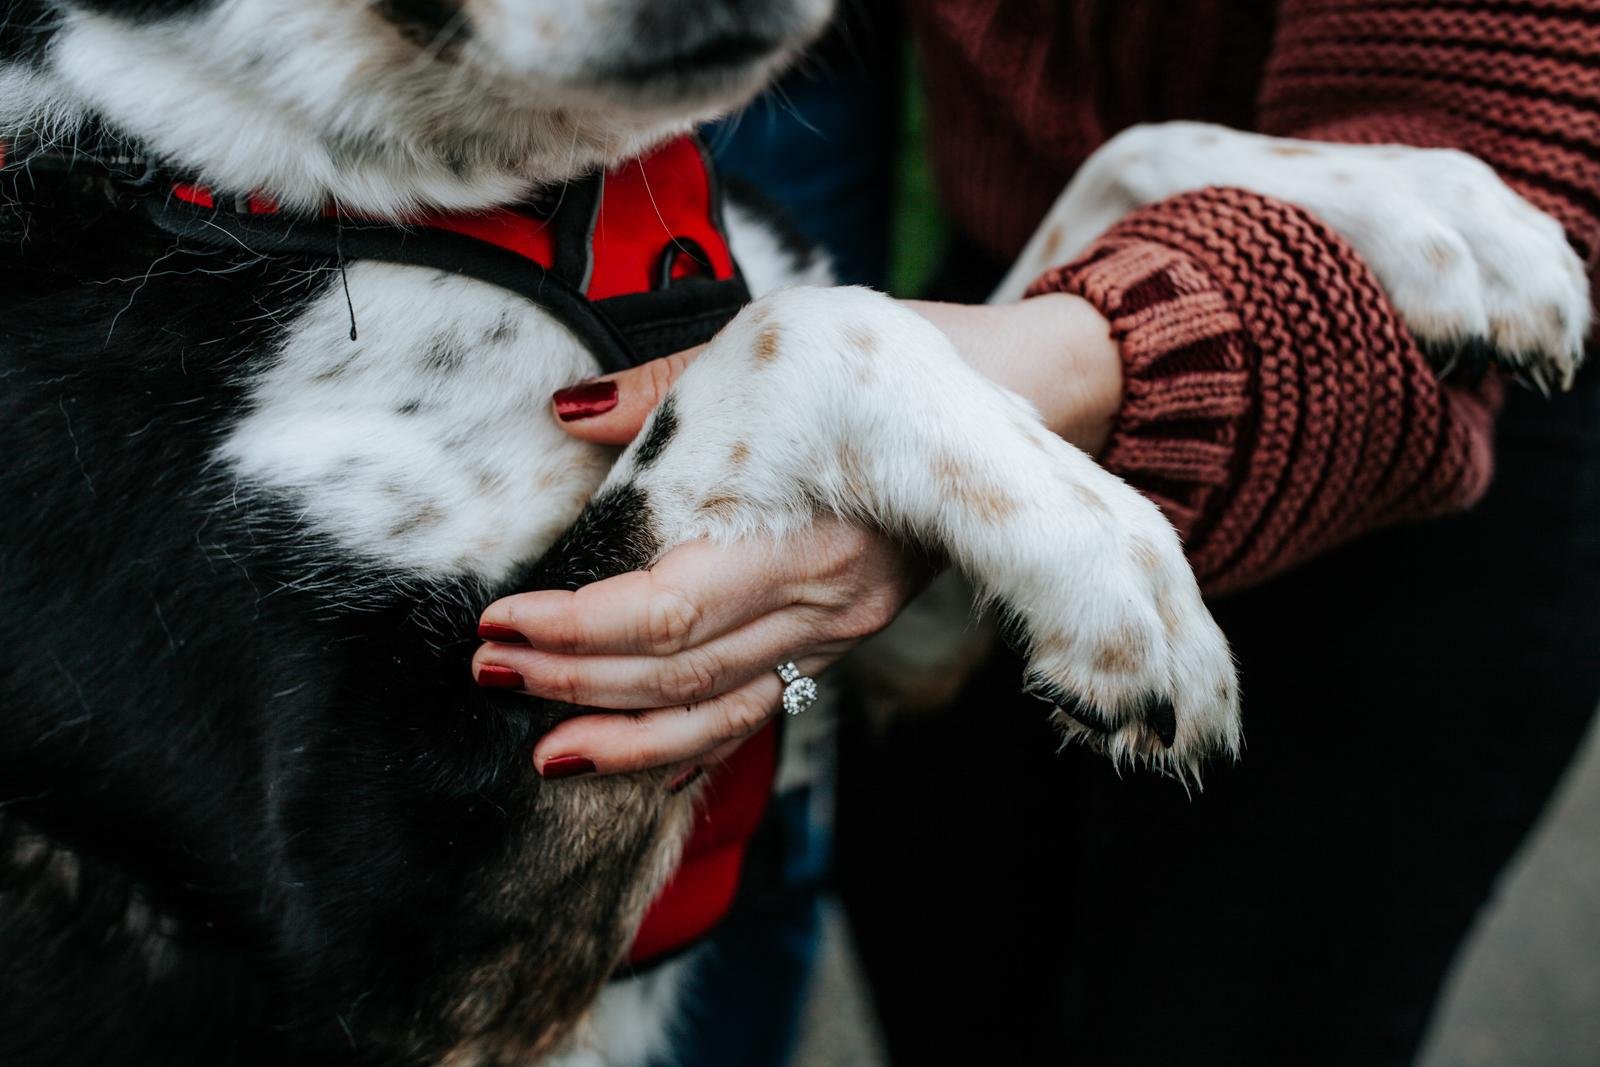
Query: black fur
1 1 219 67
1024 676 1176 748
0 1 52 63
371 0 471 52
520 483 661 591
14 0 219 27
0 158 670 1064
630 395 678 472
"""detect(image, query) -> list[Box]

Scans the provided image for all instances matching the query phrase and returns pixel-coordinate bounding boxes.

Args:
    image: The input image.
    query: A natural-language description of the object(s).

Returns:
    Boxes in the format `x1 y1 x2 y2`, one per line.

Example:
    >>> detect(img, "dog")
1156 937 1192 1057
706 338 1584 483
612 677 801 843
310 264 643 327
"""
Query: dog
0 2 1588 1064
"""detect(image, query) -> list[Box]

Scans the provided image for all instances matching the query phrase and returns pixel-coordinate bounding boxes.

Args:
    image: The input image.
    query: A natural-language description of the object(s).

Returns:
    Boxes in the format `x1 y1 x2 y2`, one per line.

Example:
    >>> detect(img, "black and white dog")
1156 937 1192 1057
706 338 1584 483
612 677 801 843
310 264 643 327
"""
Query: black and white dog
0 1 1587 1065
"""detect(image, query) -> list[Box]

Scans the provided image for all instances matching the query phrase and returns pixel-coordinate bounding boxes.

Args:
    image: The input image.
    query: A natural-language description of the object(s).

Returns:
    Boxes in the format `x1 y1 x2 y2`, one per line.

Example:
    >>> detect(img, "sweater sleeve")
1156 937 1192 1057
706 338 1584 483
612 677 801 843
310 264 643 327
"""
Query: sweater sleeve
1027 0 1599 596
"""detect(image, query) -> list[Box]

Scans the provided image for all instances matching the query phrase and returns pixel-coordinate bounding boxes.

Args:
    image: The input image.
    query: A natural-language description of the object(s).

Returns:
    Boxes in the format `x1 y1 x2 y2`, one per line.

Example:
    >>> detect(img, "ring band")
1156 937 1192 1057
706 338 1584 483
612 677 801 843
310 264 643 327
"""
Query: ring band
775 661 818 716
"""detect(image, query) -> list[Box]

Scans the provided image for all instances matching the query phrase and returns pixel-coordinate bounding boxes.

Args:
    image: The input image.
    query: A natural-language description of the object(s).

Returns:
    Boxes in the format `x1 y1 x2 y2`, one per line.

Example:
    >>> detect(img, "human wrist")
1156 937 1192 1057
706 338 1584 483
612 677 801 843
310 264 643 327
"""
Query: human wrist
903 294 1122 454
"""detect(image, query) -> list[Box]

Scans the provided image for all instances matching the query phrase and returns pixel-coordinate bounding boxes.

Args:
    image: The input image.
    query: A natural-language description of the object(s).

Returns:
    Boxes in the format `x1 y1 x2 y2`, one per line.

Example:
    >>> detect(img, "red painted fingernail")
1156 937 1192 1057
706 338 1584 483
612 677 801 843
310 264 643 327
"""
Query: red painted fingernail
667 766 704 795
476 665 524 690
553 380 618 421
477 622 527 644
541 755 597 779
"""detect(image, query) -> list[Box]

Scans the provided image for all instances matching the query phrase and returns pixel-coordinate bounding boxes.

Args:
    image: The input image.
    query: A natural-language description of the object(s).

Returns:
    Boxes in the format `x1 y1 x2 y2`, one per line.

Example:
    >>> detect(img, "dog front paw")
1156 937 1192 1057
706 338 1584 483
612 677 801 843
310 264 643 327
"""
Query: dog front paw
1006 505 1241 782
1356 148 1590 392
1001 123 1593 391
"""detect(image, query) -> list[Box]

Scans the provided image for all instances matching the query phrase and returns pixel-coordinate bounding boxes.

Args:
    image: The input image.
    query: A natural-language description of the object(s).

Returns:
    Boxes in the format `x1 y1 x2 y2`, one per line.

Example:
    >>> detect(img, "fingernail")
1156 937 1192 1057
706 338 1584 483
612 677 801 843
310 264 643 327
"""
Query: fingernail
476 665 524 690
553 380 618 421
541 755 597 779
477 622 527 644
667 766 704 794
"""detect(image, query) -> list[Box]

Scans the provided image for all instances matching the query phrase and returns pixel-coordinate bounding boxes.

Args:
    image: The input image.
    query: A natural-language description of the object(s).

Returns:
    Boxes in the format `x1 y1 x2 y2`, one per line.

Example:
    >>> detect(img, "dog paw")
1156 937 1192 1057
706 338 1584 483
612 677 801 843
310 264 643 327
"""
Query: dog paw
1004 514 1241 783
1353 148 1590 392
1000 123 1592 392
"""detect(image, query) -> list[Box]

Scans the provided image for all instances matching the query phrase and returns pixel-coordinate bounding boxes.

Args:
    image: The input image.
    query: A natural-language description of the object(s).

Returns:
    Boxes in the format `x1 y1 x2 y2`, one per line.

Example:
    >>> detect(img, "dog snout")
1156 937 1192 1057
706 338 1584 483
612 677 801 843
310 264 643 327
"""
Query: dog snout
597 0 832 96
455 0 833 104
368 0 835 106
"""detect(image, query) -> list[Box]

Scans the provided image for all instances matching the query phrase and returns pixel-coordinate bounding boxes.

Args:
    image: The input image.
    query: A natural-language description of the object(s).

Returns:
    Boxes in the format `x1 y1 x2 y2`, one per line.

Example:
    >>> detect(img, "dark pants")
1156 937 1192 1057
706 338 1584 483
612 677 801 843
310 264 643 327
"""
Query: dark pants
838 361 1600 1064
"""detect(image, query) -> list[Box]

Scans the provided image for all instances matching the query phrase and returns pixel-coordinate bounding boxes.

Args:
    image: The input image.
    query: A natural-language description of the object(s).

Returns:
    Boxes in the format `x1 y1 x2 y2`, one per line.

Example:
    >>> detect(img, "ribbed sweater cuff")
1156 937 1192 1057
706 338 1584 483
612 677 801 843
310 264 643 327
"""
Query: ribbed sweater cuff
1029 187 1500 595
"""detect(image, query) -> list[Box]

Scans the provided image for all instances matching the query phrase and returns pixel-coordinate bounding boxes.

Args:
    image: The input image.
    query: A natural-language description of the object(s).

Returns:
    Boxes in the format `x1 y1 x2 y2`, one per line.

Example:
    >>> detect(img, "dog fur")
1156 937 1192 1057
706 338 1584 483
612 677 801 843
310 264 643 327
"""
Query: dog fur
0 1 1587 1064
995 121 1590 391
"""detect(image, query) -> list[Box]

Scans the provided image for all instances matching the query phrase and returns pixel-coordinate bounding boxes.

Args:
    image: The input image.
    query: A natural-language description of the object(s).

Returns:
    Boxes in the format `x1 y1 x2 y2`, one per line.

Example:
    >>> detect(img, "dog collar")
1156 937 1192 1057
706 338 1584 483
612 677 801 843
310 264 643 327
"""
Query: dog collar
1 136 750 375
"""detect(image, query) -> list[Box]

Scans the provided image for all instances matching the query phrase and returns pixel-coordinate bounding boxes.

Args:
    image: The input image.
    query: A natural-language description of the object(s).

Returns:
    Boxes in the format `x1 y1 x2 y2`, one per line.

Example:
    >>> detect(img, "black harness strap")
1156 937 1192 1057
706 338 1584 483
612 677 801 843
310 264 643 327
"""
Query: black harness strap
5 136 752 375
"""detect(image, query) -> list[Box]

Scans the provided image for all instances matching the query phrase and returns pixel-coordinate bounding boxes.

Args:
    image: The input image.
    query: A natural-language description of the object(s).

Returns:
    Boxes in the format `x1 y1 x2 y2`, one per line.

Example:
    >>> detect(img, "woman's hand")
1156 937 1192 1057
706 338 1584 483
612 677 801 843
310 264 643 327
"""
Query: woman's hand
902 293 1121 455
475 516 927 778
476 293 1121 779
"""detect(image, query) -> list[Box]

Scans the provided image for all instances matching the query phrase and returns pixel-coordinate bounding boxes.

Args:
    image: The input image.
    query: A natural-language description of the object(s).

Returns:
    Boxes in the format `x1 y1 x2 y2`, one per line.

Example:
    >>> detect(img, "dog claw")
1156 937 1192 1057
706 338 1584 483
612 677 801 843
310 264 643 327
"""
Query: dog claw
1142 698 1177 748
1026 681 1118 734
1061 696 1119 734
1425 334 1581 398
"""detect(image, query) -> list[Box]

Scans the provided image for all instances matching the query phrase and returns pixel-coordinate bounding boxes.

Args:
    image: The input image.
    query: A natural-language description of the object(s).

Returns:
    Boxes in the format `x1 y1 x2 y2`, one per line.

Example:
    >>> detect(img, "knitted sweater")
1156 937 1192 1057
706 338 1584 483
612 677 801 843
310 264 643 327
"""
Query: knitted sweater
911 0 1598 593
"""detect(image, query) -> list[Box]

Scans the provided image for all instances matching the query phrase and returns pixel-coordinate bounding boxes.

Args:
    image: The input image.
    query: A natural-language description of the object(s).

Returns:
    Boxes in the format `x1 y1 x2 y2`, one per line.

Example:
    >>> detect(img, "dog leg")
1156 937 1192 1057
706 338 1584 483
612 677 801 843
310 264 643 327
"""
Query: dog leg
578 286 1241 778
994 121 1591 391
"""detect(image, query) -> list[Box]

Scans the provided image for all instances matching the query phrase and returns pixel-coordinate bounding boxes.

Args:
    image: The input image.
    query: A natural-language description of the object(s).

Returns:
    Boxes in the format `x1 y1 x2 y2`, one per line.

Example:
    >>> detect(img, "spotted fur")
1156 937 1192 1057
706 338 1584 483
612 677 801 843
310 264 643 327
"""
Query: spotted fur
994 121 1591 392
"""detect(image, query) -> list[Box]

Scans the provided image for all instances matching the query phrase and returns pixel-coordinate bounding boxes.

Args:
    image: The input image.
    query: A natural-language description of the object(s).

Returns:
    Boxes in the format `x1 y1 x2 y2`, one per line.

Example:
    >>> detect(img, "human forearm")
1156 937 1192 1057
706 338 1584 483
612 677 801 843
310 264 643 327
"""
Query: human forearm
902 293 1122 455
1024 187 1503 594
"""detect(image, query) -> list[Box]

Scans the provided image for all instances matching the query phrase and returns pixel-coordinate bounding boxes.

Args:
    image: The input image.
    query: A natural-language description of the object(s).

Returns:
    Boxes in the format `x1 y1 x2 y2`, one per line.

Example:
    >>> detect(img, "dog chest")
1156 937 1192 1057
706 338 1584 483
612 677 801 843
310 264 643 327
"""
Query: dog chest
220 262 614 582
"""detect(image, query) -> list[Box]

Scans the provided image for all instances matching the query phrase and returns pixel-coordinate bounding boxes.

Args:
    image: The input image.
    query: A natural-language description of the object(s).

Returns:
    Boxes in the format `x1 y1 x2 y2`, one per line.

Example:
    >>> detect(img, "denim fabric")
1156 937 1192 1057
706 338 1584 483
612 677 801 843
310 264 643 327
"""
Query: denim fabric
703 64 897 289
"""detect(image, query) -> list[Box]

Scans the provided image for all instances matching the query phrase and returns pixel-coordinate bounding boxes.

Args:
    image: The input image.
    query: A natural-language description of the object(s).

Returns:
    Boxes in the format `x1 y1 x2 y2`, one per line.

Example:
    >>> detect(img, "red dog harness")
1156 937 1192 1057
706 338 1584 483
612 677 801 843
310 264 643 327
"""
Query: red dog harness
145 136 753 374
2 135 778 967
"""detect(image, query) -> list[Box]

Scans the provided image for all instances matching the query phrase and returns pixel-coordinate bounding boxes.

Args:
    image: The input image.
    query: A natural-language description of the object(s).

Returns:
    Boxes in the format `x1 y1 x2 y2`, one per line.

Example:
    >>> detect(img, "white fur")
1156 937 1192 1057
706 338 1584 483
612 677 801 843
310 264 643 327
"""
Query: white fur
215 185 846 583
219 263 611 581
995 121 1591 390
45 4 657 214
0 62 85 147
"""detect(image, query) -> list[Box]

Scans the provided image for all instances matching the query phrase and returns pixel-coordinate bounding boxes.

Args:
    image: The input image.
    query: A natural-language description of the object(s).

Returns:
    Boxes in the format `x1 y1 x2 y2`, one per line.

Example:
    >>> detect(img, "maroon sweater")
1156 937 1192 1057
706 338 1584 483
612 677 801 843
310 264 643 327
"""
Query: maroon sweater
911 0 1599 593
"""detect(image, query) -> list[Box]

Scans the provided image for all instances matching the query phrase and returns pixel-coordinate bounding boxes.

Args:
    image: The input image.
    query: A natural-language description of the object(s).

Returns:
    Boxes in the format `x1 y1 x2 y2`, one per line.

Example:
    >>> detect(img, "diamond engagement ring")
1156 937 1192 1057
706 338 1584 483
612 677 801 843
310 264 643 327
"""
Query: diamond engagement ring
775 662 818 716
